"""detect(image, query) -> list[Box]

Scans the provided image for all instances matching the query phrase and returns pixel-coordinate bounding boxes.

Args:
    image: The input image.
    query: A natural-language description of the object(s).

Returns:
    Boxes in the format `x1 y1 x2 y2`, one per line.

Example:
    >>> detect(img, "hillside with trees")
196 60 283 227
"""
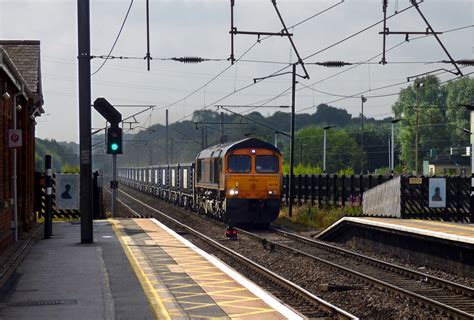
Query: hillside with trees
101 75 473 175
35 138 78 172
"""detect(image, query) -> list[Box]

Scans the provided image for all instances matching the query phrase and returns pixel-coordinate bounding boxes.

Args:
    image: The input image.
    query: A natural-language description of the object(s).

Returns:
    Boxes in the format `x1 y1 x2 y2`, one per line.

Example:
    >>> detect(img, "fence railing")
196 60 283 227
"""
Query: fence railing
400 176 470 221
283 174 472 222
282 174 393 207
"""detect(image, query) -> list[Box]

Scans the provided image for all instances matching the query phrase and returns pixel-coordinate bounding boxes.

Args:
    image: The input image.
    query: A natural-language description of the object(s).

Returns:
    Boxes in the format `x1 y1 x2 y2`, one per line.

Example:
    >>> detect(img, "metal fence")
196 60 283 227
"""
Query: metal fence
282 174 393 207
283 174 472 222
400 176 470 221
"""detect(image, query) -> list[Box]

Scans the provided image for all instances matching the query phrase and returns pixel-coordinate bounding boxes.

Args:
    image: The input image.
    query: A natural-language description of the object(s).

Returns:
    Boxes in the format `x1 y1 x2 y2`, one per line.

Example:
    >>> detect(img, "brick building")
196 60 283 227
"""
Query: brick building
0 40 43 250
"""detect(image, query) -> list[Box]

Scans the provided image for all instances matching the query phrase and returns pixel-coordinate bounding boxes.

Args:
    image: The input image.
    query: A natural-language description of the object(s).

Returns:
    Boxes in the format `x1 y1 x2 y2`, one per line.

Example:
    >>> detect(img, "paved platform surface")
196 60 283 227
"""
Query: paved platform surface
318 217 474 244
114 218 301 319
0 219 302 319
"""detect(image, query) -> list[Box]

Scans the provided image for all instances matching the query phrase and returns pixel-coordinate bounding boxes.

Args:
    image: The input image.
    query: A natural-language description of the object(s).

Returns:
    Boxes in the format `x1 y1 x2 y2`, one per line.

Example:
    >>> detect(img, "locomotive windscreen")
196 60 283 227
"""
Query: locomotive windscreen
256 155 279 173
228 155 251 173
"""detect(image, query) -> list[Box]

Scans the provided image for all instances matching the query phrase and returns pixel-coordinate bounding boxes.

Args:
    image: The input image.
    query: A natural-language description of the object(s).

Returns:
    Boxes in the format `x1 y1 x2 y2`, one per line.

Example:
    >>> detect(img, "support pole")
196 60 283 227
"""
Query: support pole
323 129 327 174
391 122 395 174
274 132 278 148
112 154 117 217
388 137 391 172
77 0 93 243
230 0 235 64
165 109 169 163
201 127 205 149
145 0 151 71
12 87 23 242
288 63 296 218
220 112 225 143
470 110 474 222
415 101 419 175
44 155 52 239
360 95 366 174
170 138 174 163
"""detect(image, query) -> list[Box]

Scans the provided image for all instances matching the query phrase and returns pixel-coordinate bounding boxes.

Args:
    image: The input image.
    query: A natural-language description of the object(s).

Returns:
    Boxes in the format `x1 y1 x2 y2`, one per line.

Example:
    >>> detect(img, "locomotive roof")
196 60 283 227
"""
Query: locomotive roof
196 138 280 159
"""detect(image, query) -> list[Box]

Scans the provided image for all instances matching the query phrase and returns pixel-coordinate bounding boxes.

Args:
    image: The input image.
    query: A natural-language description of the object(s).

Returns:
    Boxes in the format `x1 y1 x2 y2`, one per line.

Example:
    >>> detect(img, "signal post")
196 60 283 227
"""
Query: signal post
93 98 123 218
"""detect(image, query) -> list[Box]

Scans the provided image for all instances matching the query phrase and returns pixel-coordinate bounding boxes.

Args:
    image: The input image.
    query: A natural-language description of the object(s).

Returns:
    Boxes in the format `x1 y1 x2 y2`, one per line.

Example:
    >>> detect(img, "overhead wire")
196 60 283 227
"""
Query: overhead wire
213 2 423 120
237 24 473 117
91 0 134 76
162 0 347 121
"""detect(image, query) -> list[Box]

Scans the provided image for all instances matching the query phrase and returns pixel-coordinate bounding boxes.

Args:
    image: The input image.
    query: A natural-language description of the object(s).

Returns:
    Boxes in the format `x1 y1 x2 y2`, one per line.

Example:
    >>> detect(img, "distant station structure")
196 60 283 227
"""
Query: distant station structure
0 40 44 249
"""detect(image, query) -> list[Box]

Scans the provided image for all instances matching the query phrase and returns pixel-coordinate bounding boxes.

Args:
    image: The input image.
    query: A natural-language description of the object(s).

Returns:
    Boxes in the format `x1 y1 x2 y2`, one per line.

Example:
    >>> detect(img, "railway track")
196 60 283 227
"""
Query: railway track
114 188 358 320
238 228 474 319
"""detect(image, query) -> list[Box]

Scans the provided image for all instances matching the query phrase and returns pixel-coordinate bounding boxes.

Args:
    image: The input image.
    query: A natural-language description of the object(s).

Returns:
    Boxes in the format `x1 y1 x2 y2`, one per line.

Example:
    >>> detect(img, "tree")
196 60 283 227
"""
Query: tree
445 77 474 148
289 126 363 174
392 76 449 172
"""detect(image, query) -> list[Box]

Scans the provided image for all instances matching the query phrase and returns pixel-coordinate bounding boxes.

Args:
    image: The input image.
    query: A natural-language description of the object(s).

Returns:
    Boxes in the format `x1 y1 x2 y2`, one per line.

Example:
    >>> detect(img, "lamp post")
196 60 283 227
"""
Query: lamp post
299 144 307 166
390 119 402 174
414 82 423 175
360 95 367 174
323 125 335 174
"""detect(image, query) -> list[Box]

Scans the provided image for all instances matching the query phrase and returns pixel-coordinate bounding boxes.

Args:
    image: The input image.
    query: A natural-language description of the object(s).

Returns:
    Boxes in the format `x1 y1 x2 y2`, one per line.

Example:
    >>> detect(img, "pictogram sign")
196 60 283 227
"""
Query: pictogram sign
8 129 22 148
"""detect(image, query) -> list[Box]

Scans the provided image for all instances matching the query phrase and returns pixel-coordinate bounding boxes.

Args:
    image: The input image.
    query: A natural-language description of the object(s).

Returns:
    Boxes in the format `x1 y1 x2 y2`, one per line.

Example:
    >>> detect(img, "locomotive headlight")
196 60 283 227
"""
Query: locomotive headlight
268 190 273 195
229 189 239 196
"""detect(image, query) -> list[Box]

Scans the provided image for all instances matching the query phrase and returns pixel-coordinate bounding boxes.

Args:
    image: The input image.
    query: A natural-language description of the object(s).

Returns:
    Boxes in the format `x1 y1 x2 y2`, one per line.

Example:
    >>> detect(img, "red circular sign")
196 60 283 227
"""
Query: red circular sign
11 133 19 142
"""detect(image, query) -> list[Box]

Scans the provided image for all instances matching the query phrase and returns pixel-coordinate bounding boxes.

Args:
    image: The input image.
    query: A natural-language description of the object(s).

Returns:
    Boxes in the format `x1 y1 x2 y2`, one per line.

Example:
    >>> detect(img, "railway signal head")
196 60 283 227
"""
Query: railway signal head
226 226 238 240
107 126 123 154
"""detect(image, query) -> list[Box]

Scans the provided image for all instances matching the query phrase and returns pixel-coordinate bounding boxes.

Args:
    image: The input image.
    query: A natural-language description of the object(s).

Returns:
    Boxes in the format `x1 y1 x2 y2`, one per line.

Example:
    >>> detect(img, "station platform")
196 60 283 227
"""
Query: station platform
0 219 302 320
317 217 474 277
317 217 474 244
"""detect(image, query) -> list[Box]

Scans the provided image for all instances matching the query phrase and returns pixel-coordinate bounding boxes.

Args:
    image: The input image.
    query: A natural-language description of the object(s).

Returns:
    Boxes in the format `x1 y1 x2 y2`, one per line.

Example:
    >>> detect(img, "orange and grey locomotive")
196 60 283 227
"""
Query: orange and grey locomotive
119 138 282 226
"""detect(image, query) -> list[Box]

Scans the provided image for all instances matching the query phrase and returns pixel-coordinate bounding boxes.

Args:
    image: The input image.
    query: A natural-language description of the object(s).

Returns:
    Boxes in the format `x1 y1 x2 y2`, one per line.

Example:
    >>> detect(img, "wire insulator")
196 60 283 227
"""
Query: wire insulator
172 57 205 63
316 61 352 67
455 59 474 66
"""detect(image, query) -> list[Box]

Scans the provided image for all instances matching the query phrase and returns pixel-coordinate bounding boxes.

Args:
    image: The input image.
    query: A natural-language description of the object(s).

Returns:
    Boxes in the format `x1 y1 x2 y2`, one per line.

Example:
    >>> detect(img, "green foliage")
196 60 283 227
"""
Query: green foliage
279 204 362 231
284 126 364 174
282 163 322 175
337 167 355 176
62 165 80 173
35 138 78 172
392 75 474 172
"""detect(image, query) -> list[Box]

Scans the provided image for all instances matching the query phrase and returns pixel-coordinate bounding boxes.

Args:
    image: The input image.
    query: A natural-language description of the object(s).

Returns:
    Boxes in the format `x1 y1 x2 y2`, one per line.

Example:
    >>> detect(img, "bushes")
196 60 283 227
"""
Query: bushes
278 204 362 231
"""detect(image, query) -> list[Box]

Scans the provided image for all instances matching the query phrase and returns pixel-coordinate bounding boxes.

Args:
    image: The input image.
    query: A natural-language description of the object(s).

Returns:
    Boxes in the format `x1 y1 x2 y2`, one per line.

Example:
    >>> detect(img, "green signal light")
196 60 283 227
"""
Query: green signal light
111 143 119 151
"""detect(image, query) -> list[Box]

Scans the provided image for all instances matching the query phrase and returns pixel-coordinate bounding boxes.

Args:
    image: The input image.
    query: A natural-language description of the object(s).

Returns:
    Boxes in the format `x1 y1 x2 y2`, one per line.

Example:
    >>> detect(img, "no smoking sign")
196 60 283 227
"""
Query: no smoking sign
8 129 22 148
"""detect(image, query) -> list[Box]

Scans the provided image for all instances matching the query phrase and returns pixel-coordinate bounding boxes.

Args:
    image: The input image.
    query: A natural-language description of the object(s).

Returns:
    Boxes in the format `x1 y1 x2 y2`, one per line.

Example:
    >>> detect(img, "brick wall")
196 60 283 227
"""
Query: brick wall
0 71 37 250
0 72 13 250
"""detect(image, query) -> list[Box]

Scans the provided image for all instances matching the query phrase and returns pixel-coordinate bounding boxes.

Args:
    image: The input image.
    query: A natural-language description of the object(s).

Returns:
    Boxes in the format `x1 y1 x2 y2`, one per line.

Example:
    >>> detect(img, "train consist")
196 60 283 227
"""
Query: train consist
119 138 283 226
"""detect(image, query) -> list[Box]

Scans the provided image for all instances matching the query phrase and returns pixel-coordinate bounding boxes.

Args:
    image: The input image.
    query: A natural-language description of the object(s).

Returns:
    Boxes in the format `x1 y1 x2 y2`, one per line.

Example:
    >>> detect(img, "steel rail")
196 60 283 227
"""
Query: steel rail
274 228 474 296
236 227 474 320
116 188 358 320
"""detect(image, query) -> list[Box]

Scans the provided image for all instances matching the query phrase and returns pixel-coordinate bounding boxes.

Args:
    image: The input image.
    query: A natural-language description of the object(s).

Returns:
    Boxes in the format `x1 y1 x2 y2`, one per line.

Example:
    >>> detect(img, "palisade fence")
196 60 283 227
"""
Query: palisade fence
401 176 470 221
282 174 471 221
282 174 393 207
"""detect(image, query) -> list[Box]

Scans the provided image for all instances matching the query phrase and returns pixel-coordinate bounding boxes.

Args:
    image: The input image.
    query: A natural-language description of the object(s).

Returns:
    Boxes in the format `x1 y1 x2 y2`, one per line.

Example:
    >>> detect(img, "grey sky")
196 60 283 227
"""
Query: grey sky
1 0 472 142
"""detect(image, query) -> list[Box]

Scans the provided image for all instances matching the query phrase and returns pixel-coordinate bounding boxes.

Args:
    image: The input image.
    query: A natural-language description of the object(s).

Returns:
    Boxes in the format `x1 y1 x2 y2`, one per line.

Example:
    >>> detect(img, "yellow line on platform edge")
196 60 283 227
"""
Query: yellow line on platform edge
109 219 171 320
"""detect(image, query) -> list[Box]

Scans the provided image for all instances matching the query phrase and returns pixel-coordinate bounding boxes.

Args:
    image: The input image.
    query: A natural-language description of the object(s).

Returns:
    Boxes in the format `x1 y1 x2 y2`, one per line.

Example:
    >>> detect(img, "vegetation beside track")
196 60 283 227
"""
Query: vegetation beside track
277 204 362 231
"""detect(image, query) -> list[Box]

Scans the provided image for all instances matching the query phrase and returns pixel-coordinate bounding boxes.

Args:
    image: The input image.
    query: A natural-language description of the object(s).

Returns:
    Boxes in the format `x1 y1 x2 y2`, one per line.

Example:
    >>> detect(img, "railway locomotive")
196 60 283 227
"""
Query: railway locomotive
119 138 282 226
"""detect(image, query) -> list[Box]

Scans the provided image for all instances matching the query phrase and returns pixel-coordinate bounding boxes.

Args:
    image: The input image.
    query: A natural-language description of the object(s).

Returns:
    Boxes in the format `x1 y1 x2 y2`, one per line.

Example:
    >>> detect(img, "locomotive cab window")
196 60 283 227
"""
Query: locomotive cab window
228 155 251 173
256 155 278 173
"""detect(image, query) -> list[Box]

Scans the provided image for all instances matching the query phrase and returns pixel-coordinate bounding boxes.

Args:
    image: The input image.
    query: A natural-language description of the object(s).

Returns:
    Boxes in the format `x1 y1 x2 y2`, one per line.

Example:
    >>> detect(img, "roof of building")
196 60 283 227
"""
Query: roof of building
197 138 281 159
0 40 42 96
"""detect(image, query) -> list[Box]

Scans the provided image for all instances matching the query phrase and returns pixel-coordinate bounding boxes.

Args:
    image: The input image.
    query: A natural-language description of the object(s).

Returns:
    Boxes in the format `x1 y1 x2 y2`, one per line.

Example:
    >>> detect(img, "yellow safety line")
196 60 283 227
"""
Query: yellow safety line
109 219 171 320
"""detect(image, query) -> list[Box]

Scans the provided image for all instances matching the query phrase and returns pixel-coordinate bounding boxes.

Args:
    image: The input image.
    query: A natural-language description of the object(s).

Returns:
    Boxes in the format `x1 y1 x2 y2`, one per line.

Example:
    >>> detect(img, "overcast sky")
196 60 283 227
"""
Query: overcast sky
1 0 473 142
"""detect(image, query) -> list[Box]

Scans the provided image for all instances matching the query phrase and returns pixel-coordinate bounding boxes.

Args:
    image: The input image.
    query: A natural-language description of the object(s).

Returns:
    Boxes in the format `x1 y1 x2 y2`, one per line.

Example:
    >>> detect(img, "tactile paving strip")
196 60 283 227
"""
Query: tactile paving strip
114 218 289 319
